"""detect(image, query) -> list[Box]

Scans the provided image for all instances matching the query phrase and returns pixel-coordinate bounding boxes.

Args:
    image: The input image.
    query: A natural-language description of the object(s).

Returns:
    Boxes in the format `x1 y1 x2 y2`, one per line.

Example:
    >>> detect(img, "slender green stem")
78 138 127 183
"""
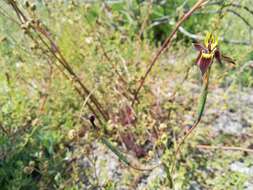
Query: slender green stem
100 136 159 171
170 66 211 175
101 137 130 165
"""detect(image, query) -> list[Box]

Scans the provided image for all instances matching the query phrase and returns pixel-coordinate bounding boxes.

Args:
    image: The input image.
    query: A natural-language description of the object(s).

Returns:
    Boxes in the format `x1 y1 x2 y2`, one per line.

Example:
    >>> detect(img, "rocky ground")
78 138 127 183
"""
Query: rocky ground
69 84 253 190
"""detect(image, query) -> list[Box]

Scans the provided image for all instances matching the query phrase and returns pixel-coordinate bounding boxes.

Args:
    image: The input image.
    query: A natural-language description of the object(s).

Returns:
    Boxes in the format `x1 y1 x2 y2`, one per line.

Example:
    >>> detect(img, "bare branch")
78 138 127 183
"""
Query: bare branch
178 26 251 45
197 144 253 153
227 9 253 30
132 0 209 106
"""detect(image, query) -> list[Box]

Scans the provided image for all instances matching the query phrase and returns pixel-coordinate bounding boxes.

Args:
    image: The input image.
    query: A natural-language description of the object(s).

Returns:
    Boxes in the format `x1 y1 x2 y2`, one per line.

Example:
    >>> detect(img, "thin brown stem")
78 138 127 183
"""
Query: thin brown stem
38 64 53 114
167 63 192 121
132 0 208 106
138 0 152 39
196 145 253 153
6 0 108 122
0 123 8 135
34 25 109 121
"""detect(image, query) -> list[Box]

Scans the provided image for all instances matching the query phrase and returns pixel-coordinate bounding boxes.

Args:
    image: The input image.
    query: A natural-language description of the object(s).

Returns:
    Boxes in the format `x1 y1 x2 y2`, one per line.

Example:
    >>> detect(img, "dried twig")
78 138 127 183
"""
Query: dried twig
138 0 152 39
178 26 250 45
132 0 208 106
207 1 253 16
196 144 253 153
226 9 253 30
38 64 53 114
0 123 8 135
5 0 109 123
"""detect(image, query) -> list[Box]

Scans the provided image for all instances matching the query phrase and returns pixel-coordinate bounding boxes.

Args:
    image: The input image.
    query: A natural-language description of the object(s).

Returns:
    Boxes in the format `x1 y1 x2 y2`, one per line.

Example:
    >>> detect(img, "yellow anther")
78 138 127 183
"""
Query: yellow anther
201 52 213 59
204 32 218 49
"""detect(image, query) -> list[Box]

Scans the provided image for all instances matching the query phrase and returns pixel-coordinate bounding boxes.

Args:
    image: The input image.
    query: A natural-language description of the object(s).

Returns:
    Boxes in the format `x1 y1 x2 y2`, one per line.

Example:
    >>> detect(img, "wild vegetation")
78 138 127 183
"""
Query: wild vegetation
0 0 253 189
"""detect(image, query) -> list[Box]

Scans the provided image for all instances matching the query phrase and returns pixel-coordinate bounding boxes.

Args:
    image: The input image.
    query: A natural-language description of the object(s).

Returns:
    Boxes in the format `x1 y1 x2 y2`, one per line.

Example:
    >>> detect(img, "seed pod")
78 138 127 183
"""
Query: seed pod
31 4 36 11
23 166 33 174
68 129 77 140
29 161 35 167
25 0 30 8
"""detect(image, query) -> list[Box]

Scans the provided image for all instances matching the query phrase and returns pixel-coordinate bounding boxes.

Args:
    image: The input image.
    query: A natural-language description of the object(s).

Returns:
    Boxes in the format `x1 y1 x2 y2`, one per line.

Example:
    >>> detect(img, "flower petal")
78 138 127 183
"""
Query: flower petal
204 32 211 47
198 57 212 75
221 55 236 65
193 42 205 51
195 52 202 65
214 49 222 65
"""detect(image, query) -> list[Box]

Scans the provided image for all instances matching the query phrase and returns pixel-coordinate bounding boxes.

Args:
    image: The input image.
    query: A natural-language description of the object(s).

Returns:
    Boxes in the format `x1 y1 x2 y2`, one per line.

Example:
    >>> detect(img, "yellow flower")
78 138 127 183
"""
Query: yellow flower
193 32 235 75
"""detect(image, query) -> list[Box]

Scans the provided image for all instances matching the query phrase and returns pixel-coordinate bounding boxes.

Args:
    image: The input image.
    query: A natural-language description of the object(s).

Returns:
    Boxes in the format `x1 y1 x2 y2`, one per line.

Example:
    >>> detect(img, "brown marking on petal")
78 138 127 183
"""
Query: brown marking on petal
208 42 212 51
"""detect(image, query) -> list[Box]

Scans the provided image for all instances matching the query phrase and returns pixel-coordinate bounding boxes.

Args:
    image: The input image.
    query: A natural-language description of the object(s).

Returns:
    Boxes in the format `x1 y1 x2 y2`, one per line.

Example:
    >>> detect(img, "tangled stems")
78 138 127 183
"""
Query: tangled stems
6 0 109 124
89 116 159 172
132 0 209 106
170 65 211 175
96 87 218 174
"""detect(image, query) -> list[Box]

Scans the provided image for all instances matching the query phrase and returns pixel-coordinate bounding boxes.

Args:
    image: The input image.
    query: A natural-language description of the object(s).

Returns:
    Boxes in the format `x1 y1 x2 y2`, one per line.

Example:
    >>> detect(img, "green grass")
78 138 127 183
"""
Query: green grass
0 0 253 189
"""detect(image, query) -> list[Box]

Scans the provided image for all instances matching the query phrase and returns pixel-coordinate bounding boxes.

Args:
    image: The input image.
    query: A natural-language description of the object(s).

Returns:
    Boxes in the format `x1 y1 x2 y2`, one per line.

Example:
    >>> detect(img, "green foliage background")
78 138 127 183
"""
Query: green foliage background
0 0 253 189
